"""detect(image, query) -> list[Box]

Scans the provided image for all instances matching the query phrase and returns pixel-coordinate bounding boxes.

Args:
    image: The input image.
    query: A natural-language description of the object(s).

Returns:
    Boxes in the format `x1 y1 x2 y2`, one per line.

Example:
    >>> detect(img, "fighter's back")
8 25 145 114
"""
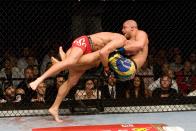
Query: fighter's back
89 32 126 51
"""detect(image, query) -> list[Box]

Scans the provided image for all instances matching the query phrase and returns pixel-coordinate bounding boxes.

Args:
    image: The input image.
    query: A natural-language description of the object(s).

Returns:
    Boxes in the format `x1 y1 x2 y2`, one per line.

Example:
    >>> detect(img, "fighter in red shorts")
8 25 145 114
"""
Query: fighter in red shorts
30 32 126 90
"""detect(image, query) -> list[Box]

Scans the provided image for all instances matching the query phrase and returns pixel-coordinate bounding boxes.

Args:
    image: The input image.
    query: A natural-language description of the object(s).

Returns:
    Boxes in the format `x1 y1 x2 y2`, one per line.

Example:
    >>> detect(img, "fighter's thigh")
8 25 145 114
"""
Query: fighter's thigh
66 48 71 56
72 61 100 71
69 47 83 58
59 48 75 61
78 50 100 64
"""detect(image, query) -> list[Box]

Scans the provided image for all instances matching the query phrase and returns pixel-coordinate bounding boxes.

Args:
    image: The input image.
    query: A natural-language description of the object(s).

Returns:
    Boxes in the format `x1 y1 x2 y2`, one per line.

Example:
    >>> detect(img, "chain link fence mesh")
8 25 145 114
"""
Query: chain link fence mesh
0 0 196 117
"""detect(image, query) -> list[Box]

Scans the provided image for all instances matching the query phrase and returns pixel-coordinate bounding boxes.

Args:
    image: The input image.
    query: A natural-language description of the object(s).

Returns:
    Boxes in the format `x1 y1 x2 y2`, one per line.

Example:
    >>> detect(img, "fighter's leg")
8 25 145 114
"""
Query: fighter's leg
59 46 100 65
99 34 126 68
51 56 59 65
50 47 70 65
51 48 100 70
30 47 83 90
59 46 71 61
49 69 85 122
51 56 100 71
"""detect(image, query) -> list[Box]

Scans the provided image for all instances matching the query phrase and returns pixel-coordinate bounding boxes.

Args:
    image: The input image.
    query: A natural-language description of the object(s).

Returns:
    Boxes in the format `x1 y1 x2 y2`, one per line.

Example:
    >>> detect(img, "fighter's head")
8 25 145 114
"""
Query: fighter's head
122 20 138 39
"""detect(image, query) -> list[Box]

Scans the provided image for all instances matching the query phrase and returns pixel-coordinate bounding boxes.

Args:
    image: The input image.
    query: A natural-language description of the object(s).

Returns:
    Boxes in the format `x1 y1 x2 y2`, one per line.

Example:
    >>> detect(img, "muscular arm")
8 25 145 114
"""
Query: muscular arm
124 31 148 52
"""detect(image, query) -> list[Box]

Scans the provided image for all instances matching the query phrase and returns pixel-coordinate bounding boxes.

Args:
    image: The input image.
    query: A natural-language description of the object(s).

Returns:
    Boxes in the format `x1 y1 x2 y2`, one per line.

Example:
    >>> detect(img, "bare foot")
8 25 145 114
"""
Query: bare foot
29 78 42 90
48 108 63 123
51 57 60 65
59 46 66 60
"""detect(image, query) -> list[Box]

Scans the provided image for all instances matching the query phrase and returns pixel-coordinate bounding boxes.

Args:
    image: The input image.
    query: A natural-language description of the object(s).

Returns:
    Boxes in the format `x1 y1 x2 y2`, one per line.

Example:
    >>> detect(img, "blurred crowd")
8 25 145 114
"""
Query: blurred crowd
0 46 195 103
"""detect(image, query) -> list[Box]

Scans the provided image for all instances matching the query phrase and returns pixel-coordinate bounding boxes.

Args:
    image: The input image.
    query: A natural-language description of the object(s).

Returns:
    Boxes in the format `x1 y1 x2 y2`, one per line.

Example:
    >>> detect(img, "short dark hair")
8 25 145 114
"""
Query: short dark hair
160 74 172 84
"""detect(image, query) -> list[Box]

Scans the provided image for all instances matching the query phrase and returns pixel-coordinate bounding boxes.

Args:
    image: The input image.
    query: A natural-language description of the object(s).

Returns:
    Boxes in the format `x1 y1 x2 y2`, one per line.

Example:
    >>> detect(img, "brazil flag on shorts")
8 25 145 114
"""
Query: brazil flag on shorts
109 52 136 81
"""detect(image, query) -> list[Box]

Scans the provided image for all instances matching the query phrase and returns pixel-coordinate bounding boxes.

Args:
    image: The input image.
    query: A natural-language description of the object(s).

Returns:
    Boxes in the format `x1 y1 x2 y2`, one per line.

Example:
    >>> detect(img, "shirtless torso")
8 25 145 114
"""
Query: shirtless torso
125 30 149 70
90 32 124 51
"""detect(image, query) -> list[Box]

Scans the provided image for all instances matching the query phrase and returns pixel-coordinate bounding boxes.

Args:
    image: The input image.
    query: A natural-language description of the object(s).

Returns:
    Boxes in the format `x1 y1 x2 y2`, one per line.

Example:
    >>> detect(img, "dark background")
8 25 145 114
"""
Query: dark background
0 1 195 61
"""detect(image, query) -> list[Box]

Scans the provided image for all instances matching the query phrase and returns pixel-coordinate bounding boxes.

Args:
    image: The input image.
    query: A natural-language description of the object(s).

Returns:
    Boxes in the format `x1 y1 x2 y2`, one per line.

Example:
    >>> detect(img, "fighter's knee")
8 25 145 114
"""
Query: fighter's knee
120 35 126 41
99 49 108 59
119 37 126 46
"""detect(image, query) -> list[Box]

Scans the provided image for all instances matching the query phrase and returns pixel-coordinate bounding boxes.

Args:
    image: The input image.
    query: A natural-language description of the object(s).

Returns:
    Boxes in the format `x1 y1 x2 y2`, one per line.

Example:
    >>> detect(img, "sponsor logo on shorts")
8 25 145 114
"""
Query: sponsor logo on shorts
74 37 86 47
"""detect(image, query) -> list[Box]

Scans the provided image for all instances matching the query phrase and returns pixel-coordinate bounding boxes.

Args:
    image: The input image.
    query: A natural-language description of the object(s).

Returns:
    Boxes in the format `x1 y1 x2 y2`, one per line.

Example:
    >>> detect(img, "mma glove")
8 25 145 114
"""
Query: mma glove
117 47 125 55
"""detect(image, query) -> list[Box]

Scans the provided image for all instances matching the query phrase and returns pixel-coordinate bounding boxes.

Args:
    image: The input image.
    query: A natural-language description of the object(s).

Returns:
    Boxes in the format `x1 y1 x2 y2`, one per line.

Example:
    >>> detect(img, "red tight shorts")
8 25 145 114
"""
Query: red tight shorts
71 36 92 54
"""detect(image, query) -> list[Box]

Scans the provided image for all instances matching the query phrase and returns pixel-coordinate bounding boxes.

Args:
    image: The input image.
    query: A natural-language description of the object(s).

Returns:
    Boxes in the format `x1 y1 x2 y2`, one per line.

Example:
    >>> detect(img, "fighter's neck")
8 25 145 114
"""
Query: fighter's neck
129 36 136 40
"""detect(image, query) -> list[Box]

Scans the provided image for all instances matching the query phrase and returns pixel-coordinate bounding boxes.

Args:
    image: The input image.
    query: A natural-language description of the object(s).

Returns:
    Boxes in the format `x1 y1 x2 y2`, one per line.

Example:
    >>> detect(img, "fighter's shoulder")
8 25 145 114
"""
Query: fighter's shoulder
137 30 148 39
138 30 148 36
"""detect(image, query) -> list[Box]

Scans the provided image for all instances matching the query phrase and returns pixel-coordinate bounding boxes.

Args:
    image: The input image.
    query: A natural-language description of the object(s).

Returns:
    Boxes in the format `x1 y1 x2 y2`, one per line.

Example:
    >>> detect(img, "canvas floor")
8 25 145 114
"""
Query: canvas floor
0 111 195 131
